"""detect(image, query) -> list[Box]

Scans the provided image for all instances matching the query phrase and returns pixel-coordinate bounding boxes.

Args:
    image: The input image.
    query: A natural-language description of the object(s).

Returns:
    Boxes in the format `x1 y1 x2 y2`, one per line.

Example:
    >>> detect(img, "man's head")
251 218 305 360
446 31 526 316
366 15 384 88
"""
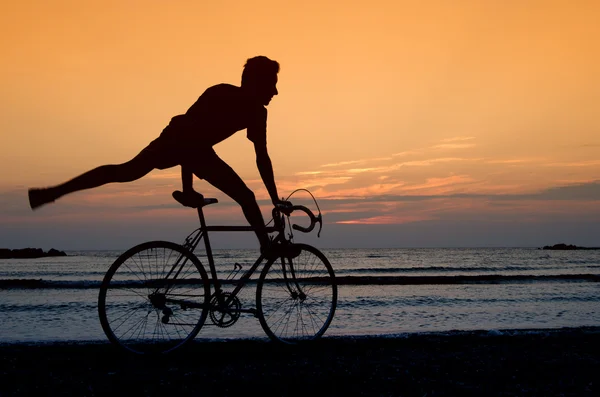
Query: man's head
241 56 279 106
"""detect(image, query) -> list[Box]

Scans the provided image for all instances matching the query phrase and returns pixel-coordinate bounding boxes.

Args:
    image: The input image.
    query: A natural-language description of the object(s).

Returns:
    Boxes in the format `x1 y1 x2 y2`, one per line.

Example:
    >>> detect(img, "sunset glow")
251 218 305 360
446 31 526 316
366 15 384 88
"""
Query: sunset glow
1 0 599 248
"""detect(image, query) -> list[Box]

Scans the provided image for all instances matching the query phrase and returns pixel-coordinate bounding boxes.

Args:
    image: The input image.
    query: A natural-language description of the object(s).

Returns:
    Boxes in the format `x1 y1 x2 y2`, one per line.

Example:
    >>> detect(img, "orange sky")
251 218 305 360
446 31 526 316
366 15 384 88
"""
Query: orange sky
1 0 599 248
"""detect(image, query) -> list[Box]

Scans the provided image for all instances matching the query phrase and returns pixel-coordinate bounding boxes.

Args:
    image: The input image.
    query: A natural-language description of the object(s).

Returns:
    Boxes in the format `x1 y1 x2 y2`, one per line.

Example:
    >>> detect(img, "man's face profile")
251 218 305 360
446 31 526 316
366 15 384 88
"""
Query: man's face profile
258 75 278 106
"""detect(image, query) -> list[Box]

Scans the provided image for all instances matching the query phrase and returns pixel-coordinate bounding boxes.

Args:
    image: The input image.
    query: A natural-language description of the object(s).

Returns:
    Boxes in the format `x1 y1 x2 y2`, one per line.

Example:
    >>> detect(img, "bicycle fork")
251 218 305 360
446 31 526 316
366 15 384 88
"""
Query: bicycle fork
279 257 306 301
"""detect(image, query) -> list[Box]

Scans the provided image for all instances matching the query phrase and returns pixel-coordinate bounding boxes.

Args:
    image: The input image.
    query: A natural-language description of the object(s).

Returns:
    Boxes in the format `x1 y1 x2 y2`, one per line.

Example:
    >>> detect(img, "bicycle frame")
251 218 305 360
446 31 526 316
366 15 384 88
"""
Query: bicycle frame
99 192 336 353
160 204 290 314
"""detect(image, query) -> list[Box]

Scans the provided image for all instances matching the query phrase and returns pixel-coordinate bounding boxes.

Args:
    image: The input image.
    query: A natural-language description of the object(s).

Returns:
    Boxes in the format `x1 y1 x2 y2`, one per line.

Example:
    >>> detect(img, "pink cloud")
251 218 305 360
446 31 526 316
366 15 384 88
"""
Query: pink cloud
336 214 434 225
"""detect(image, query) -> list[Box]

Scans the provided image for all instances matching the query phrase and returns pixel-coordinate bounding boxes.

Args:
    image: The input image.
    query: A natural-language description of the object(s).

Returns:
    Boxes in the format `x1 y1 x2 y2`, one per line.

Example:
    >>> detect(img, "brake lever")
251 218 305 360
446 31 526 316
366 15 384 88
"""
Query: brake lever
275 201 293 216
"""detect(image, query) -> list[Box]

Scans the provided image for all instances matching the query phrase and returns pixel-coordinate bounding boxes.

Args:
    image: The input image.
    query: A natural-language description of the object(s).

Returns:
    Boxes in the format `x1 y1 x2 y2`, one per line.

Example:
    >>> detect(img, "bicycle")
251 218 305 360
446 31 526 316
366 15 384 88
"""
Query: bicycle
97 190 337 354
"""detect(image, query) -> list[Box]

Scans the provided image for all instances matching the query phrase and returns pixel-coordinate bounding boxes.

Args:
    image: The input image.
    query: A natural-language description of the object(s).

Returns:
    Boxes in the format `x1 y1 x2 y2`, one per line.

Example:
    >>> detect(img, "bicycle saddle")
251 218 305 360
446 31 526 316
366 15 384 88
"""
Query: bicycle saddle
172 190 218 208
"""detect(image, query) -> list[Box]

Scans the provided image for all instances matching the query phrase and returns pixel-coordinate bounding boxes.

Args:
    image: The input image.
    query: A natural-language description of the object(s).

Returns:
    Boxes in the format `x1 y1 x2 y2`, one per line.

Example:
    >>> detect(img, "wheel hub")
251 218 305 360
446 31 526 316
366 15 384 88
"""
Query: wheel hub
148 292 166 309
290 290 307 301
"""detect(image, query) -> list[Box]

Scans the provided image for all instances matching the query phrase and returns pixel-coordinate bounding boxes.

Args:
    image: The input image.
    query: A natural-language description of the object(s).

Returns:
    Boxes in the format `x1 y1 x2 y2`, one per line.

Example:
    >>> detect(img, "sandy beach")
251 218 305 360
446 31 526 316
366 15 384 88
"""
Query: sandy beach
1 327 599 396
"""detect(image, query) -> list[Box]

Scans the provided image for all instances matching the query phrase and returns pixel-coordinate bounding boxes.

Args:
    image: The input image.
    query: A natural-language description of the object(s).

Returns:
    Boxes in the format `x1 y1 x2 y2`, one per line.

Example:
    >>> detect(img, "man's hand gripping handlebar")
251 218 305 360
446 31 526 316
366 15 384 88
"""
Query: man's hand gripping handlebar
273 202 323 237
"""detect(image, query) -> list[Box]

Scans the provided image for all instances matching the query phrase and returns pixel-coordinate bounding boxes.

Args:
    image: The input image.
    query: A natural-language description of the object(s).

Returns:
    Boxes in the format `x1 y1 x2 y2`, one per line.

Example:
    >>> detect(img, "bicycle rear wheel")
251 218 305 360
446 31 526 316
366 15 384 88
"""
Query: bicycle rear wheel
256 244 337 344
98 241 210 354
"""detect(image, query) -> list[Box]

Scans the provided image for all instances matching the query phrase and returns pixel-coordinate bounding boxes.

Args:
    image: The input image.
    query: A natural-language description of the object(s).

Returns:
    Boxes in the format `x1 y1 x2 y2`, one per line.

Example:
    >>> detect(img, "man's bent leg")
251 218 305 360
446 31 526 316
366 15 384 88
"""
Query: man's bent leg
29 144 172 209
195 154 270 248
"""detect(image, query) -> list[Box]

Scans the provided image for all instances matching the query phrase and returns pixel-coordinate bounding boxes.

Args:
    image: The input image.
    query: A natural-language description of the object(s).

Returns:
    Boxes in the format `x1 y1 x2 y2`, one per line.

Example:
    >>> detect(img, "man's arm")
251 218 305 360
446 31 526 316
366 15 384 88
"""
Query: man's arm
250 107 288 206
254 143 284 205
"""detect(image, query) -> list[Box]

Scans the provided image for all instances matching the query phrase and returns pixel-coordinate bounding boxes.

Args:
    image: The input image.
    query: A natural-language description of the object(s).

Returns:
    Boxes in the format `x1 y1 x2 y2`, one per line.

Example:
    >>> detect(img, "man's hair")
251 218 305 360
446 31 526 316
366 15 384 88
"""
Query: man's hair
241 56 279 86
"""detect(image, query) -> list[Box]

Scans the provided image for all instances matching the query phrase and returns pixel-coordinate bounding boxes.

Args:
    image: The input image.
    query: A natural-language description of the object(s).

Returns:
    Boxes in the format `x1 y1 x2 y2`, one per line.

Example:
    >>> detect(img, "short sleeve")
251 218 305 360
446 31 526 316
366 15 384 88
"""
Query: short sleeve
247 106 267 145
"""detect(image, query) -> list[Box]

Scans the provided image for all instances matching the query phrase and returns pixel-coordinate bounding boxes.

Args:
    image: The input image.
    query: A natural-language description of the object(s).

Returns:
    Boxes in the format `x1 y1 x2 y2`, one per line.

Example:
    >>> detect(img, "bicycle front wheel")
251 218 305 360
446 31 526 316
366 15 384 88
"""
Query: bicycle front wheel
256 244 337 344
98 241 210 354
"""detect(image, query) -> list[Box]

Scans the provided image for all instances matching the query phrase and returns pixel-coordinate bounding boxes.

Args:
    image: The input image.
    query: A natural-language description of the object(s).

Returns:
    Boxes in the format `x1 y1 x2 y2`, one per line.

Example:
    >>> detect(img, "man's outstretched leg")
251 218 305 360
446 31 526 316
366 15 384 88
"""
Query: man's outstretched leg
28 147 163 209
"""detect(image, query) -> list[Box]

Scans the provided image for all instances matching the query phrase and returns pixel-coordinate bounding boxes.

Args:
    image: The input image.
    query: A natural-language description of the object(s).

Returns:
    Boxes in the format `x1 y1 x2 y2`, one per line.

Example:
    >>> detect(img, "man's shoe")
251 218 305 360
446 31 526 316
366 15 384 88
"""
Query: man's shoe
28 188 56 210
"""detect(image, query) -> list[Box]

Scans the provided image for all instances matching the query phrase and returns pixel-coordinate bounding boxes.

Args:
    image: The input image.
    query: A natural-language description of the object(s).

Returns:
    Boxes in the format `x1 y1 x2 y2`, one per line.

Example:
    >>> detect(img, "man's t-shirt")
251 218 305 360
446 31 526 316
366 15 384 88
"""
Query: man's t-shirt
161 83 267 148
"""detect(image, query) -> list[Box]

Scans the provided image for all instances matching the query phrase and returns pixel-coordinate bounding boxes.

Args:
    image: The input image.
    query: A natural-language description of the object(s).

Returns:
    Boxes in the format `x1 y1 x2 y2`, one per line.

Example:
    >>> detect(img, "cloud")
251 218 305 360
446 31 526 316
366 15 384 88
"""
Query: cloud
336 214 433 224
431 137 476 149
304 138 480 181
543 160 600 167
346 167 387 173
313 181 600 205
399 175 476 193
485 158 542 164
146 171 180 180
295 171 324 176
319 157 393 168
312 182 407 199
392 137 476 157
3 180 599 242
392 150 422 157
431 143 476 149
399 157 479 167
3 131 599 233
327 182 600 225
319 159 364 168
529 181 600 200
322 137 478 172
295 157 482 184
440 136 476 142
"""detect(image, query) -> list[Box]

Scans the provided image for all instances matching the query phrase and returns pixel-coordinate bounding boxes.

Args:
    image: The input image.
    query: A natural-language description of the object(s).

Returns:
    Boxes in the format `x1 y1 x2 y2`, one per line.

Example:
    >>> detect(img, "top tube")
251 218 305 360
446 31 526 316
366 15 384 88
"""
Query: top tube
203 225 279 233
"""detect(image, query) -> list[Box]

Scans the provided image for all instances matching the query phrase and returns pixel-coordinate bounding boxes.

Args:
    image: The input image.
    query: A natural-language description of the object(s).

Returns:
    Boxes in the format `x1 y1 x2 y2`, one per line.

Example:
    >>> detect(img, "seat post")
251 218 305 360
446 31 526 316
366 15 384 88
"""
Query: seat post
196 206 208 230
197 206 219 281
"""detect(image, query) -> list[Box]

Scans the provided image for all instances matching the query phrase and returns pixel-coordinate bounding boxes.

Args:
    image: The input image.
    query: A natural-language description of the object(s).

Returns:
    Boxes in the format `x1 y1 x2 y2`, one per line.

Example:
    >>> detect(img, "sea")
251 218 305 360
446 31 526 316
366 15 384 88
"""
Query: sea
1 247 599 343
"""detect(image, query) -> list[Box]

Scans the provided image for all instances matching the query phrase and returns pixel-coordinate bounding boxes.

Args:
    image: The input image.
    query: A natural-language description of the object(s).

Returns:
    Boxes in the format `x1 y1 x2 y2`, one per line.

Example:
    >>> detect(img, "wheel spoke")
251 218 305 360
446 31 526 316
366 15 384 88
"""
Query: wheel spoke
99 241 209 354
257 244 337 344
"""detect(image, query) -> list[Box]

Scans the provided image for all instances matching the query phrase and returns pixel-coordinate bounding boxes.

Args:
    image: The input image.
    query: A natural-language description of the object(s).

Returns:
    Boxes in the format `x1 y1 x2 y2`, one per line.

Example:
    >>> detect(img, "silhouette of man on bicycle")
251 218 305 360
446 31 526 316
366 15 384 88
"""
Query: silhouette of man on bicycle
29 56 288 254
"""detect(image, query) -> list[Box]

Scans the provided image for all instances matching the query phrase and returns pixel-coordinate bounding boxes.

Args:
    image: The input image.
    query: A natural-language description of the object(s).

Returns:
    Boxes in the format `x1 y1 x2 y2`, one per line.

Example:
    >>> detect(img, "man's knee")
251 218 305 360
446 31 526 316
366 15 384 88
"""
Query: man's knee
115 159 154 182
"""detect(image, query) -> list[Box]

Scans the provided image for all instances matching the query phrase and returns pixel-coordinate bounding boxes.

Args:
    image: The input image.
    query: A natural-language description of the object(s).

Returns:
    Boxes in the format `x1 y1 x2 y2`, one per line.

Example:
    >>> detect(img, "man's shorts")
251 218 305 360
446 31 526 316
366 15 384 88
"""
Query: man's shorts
140 116 219 178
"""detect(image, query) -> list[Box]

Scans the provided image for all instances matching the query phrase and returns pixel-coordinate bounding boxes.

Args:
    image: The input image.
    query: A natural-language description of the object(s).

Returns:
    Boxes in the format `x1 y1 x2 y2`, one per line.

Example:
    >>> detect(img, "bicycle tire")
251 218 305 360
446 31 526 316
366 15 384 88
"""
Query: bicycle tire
256 244 337 344
98 241 210 354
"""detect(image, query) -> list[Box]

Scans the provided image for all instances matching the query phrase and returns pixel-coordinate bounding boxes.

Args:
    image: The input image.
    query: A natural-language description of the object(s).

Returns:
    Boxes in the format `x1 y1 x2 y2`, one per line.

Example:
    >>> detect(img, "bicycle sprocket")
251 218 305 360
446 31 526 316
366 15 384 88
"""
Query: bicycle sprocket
209 292 241 328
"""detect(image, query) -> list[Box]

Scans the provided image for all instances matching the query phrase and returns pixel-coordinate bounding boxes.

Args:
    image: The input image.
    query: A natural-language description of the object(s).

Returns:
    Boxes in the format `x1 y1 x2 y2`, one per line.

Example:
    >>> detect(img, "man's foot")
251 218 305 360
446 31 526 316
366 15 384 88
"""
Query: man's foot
28 188 56 210
261 243 302 260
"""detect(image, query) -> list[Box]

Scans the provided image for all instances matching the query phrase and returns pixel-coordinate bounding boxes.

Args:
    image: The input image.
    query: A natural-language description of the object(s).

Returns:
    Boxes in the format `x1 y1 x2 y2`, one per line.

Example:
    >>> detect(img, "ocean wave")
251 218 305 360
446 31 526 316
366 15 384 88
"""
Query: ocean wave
2 273 599 289
342 266 539 273
329 326 600 340
0 302 98 313
565 259 597 265
339 294 600 308
0 279 102 289
333 274 600 285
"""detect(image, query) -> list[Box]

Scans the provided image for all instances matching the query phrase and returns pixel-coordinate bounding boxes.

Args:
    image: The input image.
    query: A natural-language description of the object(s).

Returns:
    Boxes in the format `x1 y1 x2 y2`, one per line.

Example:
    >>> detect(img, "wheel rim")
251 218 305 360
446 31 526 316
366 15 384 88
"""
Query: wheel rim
257 245 337 343
98 242 208 354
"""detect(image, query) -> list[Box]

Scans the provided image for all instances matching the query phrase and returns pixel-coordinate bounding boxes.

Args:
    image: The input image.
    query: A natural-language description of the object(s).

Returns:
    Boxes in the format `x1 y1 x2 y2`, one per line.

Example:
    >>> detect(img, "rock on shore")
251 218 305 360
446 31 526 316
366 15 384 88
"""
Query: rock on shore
0 248 67 259
541 243 600 250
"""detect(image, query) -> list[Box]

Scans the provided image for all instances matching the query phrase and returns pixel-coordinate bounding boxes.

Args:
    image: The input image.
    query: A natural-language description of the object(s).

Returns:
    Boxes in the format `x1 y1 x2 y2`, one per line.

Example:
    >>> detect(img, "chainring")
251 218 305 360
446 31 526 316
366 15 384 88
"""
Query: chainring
209 292 241 328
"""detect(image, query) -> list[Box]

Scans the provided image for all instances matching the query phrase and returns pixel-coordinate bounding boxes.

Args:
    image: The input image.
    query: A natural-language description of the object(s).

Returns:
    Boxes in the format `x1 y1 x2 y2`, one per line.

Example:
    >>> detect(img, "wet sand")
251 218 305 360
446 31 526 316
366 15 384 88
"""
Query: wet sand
1 327 599 396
